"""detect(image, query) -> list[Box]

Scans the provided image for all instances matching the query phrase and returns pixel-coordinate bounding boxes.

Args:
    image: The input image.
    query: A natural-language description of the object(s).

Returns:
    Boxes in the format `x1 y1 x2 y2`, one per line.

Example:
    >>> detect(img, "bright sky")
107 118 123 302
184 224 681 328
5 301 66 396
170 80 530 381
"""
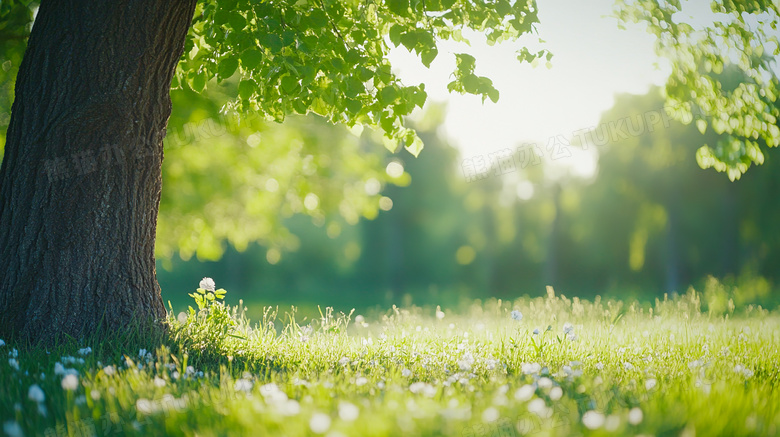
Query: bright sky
389 0 672 180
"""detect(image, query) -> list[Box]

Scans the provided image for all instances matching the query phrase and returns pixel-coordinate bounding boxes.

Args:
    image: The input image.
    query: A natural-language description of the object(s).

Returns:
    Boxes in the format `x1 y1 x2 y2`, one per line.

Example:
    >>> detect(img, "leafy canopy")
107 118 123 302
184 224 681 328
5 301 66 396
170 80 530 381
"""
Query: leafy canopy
178 0 548 156
615 0 780 180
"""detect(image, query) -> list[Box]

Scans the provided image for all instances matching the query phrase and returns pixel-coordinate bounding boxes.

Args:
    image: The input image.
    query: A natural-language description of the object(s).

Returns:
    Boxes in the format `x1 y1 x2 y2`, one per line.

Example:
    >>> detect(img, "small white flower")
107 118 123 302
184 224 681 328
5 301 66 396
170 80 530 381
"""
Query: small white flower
153 377 166 388
482 407 500 422
563 323 574 334
338 357 350 366
61 374 79 391
409 382 437 397
103 365 116 376
309 413 331 434
595 362 604 370
515 385 535 401
355 376 368 386
628 407 643 425
234 378 253 392
511 310 523 321
0 339 5 347
537 377 553 390
77 347 92 356
645 379 657 390
339 402 360 421
583 410 606 429
533 328 540 335
279 399 300 416
549 386 563 401
28 384 45 403
3 421 23 437
401 368 412 378
521 362 541 375
354 315 365 324
8 358 19 371
436 306 445 320
527 398 550 417
623 362 634 371
199 277 216 292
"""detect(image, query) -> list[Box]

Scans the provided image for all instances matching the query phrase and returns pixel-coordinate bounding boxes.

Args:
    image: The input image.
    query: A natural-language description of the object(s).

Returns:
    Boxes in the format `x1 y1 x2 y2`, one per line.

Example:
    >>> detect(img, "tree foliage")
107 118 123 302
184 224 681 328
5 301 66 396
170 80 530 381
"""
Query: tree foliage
615 0 780 179
177 0 548 156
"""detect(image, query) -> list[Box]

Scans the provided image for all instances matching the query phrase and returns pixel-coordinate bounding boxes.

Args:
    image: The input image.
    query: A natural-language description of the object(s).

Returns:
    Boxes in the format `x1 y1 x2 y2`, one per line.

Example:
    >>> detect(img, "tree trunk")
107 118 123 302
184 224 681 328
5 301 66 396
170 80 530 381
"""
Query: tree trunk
0 0 197 344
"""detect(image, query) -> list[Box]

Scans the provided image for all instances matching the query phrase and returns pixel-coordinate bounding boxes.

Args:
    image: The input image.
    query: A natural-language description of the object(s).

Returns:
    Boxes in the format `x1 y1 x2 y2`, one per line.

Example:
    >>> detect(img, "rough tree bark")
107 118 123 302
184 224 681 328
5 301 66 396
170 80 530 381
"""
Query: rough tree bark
0 0 198 343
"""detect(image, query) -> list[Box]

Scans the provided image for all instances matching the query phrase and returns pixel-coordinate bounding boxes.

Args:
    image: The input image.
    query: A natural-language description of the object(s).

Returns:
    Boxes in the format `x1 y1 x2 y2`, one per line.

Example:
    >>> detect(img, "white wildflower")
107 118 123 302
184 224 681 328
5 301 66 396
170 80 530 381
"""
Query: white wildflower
3 421 23 437
628 407 643 425
234 378 253 392
309 413 331 434
77 347 92 356
533 328 540 335
623 362 634 371
595 362 604 370
409 382 436 397
153 377 166 388
401 368 412 378
103 365 116 376
338 356 350 366
278 399 300 416
199 277 216 292
355 376 368 386
8 358 19 371
28 384 45 403
645 379 657 390
511 310 523 321
549 386 563 401
582 411 605 429
61 374 79 391
436 306 445 320
338 402 360 421
521 362 541 375
0 339 5 347
563 323 574 334
537 377 553 390
527 398 550 417
514 385 535 401
482 407 500 422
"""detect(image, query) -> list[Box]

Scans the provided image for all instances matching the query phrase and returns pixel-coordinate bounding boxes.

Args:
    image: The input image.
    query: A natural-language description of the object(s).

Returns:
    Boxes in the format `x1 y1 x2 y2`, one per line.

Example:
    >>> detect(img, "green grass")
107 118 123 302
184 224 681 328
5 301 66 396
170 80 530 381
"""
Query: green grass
1 286 779 436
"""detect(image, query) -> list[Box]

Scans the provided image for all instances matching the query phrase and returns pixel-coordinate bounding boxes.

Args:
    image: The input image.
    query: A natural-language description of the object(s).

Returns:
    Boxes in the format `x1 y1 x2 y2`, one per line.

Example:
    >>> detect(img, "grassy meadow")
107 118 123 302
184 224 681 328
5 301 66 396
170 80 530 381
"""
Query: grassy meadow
1 284 778 437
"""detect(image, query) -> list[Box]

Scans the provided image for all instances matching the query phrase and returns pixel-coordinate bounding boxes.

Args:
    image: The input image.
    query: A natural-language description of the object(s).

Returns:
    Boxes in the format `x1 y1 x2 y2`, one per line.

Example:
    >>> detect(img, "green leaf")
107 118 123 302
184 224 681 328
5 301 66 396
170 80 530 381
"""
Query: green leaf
238 79 256 100
389 24 404 47
421 47 438 68
405 133 424 157
188 71 208 93
228 12 247 30
240 49 264 70
218 57 239 80
261 34 283 53
387 0 410 16
696 119 707 134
